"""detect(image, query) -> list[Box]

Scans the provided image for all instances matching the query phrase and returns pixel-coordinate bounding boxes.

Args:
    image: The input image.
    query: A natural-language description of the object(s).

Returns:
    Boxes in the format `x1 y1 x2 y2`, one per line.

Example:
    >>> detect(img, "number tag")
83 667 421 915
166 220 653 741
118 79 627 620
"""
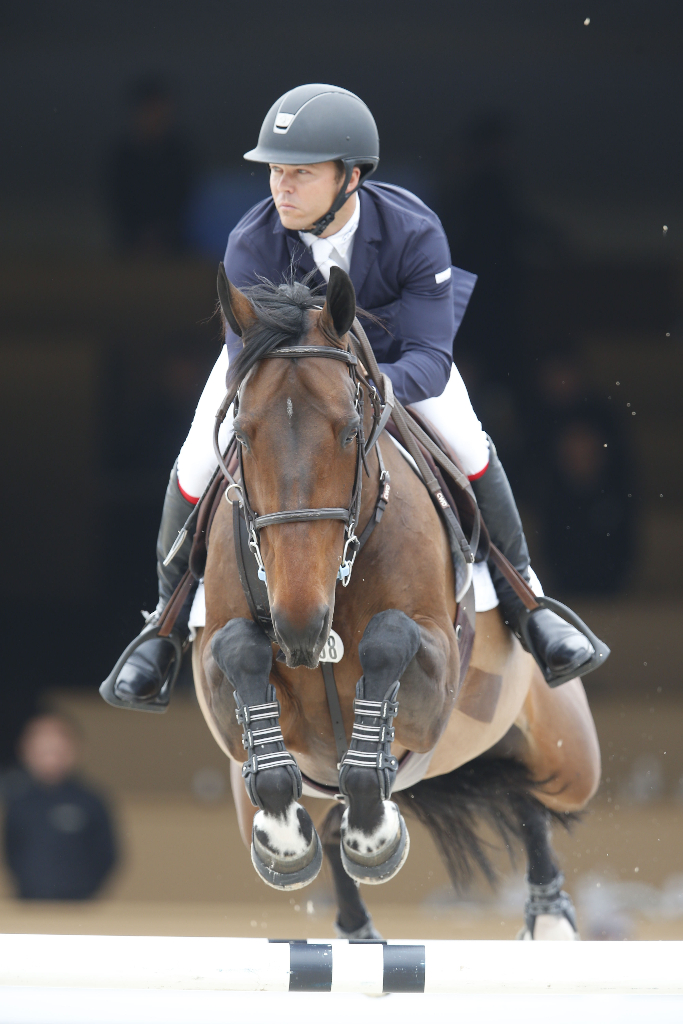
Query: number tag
319 628 344 663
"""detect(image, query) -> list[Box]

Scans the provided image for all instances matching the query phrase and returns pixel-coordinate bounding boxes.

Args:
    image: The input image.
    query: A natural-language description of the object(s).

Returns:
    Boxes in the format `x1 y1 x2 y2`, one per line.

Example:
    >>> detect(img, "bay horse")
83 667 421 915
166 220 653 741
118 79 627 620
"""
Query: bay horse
192 268 601 940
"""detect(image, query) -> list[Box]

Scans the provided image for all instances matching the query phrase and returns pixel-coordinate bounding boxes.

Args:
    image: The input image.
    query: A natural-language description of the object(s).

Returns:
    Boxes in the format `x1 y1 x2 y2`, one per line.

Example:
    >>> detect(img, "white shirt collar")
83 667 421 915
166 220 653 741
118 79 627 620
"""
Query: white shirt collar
299 193 361 280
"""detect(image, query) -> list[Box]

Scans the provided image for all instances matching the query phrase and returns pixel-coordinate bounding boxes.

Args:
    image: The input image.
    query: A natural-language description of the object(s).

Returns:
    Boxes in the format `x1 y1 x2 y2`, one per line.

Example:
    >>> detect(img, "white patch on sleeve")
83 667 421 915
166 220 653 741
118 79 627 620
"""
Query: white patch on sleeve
435 267 452 284
287 397 293 419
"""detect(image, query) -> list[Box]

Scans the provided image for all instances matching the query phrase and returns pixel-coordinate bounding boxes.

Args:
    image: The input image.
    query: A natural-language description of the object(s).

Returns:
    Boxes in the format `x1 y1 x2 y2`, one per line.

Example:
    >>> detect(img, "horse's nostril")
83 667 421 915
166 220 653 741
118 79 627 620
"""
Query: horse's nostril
272 605 330 666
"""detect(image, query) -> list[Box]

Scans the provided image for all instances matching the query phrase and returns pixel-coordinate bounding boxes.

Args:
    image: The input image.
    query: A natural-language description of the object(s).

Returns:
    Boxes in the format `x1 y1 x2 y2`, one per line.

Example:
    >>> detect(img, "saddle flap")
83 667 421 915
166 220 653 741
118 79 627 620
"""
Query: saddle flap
404 406 490 562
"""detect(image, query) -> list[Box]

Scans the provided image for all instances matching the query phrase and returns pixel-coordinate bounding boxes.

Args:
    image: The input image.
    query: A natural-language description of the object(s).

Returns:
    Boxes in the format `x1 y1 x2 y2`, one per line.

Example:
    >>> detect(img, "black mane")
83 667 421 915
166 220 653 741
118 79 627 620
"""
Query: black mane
227 278 326 390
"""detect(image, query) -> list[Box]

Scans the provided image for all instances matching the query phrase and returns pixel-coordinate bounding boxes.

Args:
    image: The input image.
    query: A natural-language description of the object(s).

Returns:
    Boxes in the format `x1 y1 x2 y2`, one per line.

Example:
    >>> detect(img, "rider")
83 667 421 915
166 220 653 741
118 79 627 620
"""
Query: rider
110 83 597 707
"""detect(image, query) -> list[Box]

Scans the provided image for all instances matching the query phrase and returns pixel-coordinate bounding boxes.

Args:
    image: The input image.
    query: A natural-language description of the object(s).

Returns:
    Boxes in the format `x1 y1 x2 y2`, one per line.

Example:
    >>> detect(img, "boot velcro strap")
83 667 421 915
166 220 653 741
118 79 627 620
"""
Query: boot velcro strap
353 698 399 718
243 725 284 749
351 724 395 743
242 751 300 776
340 749 398 771
236 701 280 725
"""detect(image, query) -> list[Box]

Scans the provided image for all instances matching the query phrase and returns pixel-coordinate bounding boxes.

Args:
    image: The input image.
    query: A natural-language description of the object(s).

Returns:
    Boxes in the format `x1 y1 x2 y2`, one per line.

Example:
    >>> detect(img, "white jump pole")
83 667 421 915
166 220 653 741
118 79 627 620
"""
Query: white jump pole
1 935 682 995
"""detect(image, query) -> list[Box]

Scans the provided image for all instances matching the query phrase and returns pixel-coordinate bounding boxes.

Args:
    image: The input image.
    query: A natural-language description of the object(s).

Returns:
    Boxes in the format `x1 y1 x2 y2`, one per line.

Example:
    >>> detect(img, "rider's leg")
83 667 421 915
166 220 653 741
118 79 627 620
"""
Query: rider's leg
412 365 594 684
114 347 233 702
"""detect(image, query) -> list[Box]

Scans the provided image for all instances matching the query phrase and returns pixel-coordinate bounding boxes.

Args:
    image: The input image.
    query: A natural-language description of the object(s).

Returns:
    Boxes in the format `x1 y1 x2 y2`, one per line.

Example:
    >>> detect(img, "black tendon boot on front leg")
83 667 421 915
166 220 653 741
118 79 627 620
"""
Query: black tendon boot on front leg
100 464 197 712
472 437 609 687
338 610 420 884
212 618 322 891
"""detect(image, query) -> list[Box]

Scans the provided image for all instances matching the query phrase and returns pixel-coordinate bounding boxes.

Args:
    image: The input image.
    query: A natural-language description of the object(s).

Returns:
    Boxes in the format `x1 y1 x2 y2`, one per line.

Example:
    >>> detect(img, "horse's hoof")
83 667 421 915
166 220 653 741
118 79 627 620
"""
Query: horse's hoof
334 915 384 941
340 803 410 885
517 915 580 940
251 822 323 891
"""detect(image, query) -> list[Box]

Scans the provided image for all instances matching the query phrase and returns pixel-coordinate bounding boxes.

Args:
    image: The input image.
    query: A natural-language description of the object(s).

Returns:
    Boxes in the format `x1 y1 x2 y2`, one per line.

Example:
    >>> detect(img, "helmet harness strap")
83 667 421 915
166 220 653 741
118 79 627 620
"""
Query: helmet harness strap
307 161 360 238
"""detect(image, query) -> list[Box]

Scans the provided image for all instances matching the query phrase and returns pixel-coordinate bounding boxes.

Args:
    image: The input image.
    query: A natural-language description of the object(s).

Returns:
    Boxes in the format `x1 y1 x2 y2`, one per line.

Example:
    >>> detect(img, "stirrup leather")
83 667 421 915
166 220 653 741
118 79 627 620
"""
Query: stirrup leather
235 685 302 809
524 872 577 936
338 680 400 801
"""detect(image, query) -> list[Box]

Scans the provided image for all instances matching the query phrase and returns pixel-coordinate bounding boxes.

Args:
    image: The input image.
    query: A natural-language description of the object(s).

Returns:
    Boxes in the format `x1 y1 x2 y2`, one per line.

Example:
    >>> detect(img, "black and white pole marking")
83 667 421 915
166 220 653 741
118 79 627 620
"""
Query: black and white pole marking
1 935 683 994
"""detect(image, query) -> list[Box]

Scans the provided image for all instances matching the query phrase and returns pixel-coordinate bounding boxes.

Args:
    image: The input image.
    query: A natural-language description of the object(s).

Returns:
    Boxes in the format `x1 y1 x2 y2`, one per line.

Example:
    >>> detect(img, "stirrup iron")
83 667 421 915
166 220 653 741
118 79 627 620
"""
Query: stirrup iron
99 613 184 714
518 596 610 688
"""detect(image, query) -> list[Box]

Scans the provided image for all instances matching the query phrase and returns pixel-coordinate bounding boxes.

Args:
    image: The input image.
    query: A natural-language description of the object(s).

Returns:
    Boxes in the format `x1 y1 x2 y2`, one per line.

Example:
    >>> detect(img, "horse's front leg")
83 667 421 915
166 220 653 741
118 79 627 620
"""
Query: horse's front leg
338 609 450 884
210 618 322 890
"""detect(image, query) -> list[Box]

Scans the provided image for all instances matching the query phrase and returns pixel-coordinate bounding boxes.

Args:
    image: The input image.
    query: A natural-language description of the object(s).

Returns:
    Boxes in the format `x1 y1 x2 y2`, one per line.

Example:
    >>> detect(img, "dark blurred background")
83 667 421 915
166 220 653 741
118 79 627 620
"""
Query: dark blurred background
1 0 681 765
0 0 679 749
1 2 679 761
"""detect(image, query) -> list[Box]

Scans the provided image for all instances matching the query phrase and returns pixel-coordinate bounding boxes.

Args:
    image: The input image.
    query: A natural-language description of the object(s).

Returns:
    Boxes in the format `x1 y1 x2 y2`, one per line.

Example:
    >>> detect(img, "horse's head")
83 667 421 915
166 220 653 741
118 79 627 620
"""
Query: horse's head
219 267 361 669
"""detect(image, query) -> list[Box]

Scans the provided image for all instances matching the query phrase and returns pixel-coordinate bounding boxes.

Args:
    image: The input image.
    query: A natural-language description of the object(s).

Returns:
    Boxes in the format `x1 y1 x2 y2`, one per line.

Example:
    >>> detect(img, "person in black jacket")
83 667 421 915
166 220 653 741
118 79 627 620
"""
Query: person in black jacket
2 715 118 900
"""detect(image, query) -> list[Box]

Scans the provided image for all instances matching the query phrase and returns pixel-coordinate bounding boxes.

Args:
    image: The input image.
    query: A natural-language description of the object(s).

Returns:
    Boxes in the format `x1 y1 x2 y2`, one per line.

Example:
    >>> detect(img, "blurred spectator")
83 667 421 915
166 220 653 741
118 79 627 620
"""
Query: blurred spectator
2 715 117 899
106 76 195 254
531 352 636 595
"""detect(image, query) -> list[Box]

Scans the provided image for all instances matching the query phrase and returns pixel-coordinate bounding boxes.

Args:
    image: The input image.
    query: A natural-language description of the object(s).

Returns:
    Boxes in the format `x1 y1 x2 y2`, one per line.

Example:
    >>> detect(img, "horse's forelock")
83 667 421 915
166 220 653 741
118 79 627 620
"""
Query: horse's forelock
227 278 345 390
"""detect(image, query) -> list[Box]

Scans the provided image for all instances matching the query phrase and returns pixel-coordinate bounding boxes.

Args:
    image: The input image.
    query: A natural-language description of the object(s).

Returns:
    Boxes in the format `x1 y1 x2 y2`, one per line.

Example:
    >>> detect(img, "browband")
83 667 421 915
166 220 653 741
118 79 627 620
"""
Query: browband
261 346 357 365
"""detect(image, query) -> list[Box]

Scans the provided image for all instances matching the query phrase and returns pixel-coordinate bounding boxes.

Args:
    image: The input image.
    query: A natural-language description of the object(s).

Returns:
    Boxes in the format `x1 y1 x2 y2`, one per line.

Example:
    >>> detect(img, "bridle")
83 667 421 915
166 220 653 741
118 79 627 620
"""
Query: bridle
212 340 387 590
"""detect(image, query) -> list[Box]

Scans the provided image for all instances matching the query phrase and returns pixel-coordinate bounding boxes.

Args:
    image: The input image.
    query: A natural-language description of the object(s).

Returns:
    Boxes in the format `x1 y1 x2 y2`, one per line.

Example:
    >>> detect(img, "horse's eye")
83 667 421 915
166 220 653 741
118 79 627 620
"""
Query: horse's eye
342 423 360 448
235 431 249 451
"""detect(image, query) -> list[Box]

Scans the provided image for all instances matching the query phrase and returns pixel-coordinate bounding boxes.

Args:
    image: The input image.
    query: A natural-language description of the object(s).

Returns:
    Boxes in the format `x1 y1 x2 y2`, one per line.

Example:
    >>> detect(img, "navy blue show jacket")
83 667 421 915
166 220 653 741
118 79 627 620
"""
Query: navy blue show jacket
223 182 477 406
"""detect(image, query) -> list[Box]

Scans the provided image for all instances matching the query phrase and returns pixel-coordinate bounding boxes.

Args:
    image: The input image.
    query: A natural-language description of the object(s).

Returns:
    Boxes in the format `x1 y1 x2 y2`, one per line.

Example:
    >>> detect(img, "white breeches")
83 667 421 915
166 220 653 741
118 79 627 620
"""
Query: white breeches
177 347 235 502
176 347 490 502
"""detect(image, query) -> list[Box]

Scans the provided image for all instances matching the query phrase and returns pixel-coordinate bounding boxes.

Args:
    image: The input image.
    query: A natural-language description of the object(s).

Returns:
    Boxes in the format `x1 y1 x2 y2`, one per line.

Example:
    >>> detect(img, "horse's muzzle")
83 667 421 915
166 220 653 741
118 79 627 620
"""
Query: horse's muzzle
272 604 331 669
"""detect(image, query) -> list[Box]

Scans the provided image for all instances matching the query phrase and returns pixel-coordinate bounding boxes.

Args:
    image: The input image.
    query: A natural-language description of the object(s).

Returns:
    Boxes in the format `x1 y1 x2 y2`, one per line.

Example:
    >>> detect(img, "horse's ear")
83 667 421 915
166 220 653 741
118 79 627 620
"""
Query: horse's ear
320 266 356 339
217 264 256 339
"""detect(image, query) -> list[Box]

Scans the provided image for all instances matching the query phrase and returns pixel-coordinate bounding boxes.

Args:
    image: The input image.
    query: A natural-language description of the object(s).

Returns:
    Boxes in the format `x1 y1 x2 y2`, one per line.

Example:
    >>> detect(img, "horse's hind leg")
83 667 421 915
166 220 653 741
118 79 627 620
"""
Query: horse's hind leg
211 618 322 890
512 796 578 940
503 672 600 939
338 609 421 884
320 804 383 940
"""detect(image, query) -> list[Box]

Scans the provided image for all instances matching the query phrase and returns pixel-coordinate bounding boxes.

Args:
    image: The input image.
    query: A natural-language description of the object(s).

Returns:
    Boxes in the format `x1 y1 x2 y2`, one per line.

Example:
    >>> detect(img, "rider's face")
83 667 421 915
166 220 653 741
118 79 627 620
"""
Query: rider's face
269 161 359 234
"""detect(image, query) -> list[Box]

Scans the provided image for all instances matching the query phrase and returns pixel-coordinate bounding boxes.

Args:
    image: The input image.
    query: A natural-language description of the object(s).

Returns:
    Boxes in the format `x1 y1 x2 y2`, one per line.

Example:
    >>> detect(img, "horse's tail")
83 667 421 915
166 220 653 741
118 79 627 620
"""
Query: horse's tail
395 757 578 892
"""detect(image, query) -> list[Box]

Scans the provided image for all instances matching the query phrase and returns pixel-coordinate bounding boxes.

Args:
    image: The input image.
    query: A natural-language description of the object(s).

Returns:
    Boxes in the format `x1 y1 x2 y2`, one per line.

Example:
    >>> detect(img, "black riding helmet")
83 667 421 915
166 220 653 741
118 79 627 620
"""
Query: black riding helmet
244 84 380 236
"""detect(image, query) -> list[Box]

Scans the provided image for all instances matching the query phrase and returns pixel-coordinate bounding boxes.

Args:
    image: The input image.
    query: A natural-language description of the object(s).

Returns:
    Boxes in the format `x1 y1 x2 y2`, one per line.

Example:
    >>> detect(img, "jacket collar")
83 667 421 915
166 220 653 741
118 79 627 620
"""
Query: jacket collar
273 216 320 284
272 186 382 296
349 187 381 298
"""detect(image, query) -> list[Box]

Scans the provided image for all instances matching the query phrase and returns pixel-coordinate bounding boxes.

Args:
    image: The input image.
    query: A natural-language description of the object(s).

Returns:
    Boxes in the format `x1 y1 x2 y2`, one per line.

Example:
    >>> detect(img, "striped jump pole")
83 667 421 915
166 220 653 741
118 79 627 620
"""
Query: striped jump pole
1 935 682 995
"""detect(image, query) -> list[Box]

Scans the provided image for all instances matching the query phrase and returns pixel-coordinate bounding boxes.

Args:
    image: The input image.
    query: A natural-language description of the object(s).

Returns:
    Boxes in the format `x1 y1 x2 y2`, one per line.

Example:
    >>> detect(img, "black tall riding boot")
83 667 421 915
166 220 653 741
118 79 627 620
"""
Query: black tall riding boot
112 464 197 704
471 438 595 686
